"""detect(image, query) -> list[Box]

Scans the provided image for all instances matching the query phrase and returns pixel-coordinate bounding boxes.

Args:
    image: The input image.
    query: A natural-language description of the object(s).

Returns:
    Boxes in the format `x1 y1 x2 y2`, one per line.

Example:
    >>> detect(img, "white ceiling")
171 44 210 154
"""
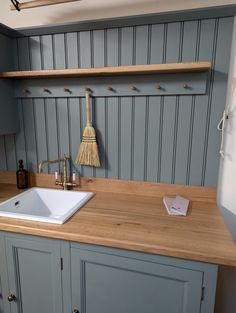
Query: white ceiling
0 0 235 29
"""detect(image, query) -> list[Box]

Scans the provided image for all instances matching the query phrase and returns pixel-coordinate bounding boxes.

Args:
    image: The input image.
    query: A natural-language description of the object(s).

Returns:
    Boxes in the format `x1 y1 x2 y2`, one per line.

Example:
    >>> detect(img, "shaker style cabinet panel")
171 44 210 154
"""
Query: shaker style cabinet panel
0 250 3 313
0 236 5 313
4 236 63 313
0 234 10 313
0 32 18 135
0 279 2 313
0 280 3 313
71 246 204 313
0 232 218 313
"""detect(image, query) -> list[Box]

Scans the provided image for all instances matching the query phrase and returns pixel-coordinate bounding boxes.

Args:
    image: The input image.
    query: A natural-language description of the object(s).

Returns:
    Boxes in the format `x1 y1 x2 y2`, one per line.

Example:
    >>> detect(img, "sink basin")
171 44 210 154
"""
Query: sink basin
0 187 93 224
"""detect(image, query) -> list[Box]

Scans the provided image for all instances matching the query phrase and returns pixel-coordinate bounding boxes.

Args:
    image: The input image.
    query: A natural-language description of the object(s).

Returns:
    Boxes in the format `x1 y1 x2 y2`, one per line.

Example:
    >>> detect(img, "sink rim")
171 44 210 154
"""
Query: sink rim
0 187 94 224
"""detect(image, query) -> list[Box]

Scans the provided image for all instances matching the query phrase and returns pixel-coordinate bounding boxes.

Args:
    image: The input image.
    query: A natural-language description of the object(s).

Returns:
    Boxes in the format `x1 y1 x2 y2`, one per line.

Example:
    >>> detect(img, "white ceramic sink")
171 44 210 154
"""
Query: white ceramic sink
0 187 93 224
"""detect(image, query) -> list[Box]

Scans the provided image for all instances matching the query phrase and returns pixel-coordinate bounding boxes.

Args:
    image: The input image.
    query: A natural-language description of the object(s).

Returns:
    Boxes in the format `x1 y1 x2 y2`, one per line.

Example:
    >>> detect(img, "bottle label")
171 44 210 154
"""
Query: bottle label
17 171 28 189
18 172 26 185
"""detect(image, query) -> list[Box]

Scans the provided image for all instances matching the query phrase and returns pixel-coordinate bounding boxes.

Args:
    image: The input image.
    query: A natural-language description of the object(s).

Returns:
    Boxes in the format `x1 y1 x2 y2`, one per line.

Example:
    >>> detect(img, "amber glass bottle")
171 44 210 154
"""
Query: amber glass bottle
16 160 28 189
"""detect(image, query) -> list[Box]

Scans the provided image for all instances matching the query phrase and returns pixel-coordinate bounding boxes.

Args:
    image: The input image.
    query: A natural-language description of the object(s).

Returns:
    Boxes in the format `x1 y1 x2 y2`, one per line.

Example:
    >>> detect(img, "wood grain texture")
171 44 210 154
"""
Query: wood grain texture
0 171 216 199
0 62 211 79
0 173 236 266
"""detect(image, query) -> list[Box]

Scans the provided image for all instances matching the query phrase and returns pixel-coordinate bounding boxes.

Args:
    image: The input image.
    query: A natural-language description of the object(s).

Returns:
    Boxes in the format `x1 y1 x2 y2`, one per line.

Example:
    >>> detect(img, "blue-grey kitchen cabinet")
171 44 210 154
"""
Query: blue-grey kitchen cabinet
0 232 218 313
0 30 18 135
0 233 65 313
71 243 218 313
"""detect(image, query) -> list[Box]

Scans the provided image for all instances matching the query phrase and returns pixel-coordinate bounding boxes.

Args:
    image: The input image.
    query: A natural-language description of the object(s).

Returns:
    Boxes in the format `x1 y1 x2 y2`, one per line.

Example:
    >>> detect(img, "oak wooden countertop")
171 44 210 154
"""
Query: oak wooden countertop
0 180 236 266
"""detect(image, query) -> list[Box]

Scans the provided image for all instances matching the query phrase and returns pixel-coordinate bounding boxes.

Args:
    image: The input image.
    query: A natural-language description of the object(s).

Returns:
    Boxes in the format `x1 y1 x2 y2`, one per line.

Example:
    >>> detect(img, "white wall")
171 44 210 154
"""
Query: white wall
216 14 236 313
0 0 235 29
217 15 236 225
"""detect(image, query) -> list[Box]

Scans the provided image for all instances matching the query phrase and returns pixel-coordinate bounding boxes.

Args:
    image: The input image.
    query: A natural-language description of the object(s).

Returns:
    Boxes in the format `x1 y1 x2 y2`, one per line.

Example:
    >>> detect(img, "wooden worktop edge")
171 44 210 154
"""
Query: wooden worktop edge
0 220 234 266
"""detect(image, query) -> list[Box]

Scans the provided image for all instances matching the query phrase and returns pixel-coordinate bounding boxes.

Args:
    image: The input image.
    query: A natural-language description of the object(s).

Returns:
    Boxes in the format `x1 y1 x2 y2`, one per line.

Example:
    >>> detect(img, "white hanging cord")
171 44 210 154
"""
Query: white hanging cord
217 109 229 159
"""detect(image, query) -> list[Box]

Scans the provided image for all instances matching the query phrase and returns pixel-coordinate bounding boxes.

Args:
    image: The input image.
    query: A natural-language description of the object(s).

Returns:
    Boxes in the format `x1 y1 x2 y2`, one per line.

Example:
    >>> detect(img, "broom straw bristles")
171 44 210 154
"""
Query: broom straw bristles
75 125 101 167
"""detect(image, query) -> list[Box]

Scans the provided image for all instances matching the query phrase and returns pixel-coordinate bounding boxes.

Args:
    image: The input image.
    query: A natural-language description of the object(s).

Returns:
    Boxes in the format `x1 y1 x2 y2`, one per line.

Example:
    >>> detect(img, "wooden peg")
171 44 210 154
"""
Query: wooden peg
64 88 72 94
85 87 92 93
43 88 51 94
107 86 114 92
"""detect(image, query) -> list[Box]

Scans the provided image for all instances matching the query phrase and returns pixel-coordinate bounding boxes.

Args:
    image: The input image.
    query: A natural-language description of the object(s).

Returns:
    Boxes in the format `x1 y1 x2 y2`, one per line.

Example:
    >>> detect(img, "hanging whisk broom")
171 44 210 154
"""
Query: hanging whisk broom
75 90 101 167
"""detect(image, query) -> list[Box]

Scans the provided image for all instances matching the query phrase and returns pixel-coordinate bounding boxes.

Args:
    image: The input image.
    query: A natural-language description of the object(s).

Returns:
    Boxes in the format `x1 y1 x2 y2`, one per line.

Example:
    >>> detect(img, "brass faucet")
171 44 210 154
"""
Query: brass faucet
38 155 77 190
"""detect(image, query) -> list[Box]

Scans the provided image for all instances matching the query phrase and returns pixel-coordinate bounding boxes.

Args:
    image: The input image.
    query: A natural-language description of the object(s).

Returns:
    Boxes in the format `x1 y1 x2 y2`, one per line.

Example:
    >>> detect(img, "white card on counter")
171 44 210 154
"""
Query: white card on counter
163 195 189 216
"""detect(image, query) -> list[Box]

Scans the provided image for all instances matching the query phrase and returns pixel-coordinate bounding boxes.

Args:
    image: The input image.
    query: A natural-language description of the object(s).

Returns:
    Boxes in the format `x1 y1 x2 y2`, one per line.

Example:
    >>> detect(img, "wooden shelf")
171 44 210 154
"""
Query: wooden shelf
0 62 211 79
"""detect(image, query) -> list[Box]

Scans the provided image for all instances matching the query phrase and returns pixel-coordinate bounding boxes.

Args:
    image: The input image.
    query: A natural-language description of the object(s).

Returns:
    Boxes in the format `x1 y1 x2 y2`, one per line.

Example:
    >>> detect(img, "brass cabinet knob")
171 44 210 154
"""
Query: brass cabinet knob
7 294 16 302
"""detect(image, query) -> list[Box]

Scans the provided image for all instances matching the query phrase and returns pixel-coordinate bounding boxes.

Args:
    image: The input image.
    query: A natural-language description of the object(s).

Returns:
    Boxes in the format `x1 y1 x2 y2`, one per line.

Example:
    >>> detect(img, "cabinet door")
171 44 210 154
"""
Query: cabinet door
71 247 203 313
0 236 4 313
0 235 9 313
5 236 63 313
0 278 3 313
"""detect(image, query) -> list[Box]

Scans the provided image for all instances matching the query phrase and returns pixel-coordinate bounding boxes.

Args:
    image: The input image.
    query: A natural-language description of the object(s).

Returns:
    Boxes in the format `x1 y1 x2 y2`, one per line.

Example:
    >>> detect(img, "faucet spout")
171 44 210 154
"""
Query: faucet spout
38 155 76 190
38 157 65 173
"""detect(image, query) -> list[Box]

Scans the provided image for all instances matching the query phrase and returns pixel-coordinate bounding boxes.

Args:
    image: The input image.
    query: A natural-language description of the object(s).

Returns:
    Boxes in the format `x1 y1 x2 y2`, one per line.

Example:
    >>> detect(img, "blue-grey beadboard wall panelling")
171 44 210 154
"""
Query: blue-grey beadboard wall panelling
0 16 233 186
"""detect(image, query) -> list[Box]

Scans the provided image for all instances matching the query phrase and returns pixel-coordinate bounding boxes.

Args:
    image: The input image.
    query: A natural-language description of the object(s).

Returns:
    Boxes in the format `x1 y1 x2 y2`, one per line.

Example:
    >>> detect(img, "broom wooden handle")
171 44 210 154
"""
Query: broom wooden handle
85 91 92 126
